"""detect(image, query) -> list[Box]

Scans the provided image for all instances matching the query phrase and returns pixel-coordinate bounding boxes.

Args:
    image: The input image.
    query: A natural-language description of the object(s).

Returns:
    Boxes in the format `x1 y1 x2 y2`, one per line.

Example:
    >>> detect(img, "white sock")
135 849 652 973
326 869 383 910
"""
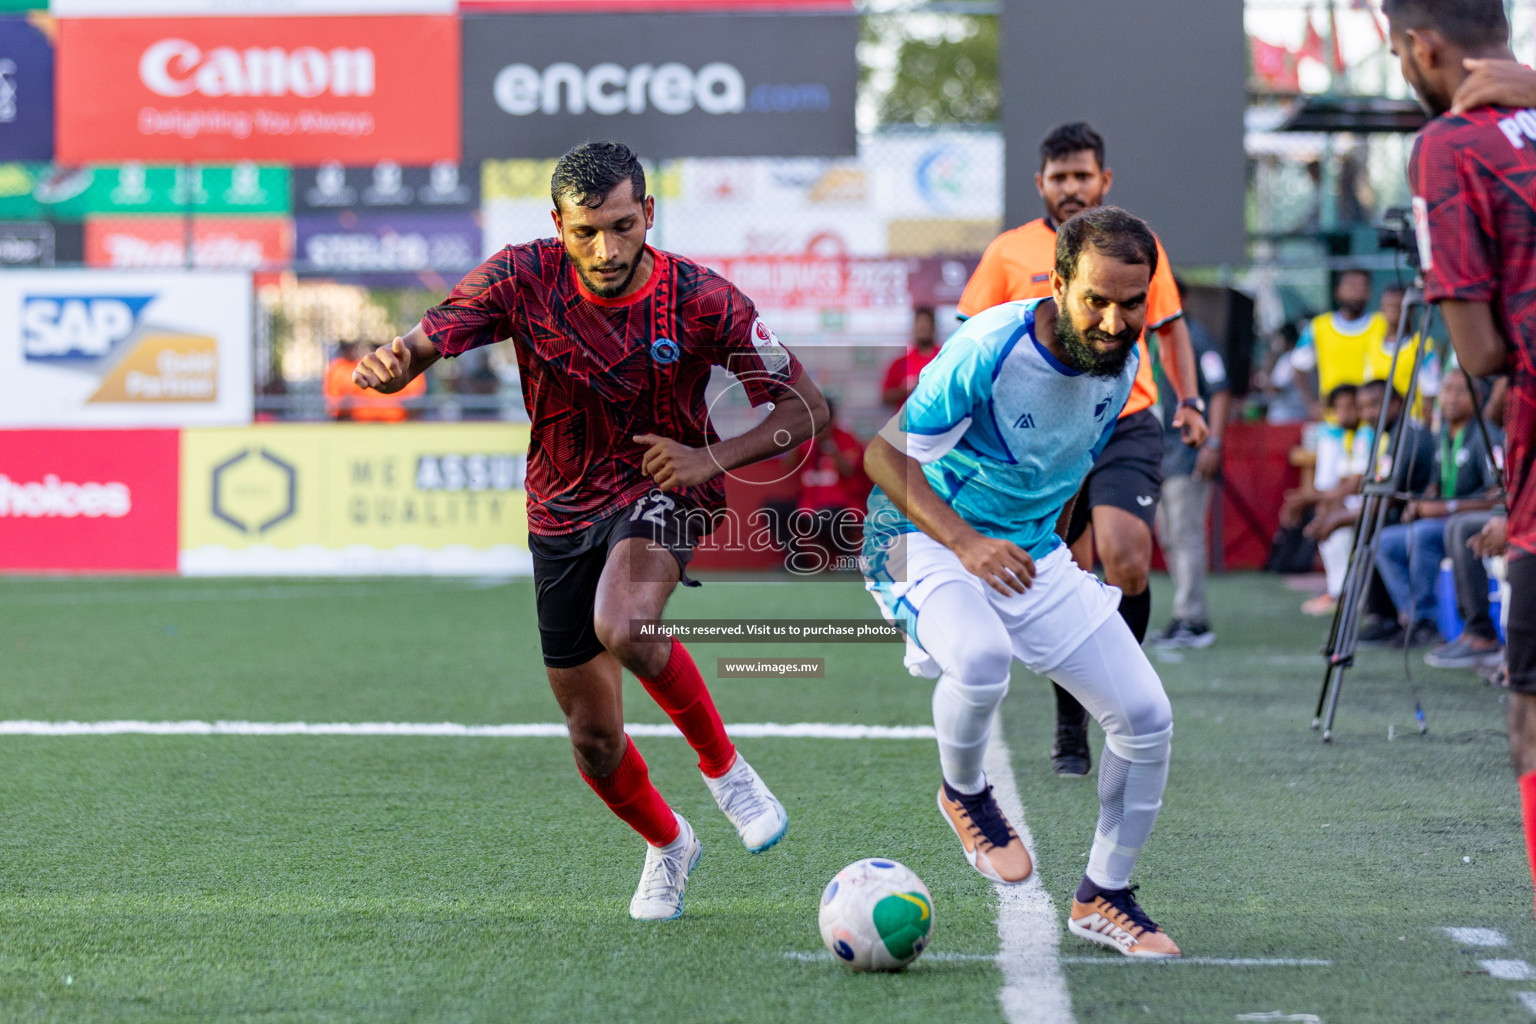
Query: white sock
932 674 1010 793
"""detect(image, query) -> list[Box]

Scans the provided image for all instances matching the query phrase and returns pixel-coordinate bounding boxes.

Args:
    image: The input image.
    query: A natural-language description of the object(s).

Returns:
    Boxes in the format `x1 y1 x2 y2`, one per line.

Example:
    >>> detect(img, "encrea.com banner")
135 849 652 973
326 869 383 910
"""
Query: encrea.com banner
179 423 532 576
54 16 460 164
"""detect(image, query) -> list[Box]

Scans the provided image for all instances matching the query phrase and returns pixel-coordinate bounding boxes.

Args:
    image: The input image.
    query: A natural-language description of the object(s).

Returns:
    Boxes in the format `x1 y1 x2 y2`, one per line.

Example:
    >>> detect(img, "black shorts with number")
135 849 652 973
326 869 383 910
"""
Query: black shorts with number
1507 555 1536 695
530 491 706 669
1065 407 1165 546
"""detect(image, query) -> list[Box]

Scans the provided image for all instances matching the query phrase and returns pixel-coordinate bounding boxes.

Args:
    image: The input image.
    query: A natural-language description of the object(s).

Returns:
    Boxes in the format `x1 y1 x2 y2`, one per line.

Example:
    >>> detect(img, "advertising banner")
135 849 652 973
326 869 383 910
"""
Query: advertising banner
295 211 480 285
179 423 532 576
0 15 53 161
0 428 179 572
56 16 460 164
0 219 50 264
54 1 453 12
84 215 293 270
0 162 290 218
292 160 476 214
0 269 252 427
460 12 857 160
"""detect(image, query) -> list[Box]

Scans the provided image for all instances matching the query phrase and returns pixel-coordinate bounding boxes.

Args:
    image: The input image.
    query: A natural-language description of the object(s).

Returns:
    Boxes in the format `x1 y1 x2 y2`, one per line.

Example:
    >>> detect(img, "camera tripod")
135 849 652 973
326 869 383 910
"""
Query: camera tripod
1311 281 1502 741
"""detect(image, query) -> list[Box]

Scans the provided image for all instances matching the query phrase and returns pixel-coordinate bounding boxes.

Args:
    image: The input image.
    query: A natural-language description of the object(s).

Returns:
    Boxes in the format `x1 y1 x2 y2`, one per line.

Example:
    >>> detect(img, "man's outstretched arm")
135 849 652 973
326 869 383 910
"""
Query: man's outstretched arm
353 322 442 394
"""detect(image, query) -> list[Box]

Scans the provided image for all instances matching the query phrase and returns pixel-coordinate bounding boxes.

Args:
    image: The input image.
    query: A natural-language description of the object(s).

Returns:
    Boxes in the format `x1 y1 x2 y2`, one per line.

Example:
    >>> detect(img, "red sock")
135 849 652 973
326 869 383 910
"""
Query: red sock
579 735 680 847
641 640 737 778
1522 772 1536 917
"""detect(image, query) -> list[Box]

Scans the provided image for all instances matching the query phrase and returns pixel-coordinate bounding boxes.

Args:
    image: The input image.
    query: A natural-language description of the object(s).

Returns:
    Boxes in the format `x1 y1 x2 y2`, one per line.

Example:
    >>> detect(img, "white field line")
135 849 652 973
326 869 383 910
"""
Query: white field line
984 714 1074 1024
0 720 937 740
0 579 512 606
785 952 1332 968
1444 927 1508 947
1480 959 1536 981
1517 992 1536 1013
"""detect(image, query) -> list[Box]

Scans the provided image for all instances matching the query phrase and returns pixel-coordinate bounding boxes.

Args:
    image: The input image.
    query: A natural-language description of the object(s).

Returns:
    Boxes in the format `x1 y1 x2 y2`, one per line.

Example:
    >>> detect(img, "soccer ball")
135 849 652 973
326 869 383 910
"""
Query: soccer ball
818 858 934 972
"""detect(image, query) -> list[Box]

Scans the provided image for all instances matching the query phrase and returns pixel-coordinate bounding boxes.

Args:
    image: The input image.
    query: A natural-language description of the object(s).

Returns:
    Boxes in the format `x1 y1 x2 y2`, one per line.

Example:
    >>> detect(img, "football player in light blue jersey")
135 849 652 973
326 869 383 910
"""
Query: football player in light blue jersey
861 207 1181 957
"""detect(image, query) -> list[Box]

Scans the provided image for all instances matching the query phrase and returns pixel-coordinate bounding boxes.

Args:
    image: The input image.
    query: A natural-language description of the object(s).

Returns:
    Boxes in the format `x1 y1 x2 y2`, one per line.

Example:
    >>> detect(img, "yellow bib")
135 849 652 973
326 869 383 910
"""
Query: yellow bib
1311 311 1388 398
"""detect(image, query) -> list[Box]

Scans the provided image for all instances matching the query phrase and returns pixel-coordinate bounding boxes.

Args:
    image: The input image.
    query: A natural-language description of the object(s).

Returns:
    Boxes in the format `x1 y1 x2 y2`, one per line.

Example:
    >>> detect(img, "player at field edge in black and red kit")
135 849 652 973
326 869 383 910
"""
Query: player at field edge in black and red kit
353 141 829 921
1383 0 1536 915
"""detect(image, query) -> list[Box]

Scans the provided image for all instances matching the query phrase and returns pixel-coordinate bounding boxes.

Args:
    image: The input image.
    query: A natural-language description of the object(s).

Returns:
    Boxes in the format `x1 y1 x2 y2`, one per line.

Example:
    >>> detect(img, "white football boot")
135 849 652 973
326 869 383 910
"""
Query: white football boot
703 754 788 853
628 814 702 922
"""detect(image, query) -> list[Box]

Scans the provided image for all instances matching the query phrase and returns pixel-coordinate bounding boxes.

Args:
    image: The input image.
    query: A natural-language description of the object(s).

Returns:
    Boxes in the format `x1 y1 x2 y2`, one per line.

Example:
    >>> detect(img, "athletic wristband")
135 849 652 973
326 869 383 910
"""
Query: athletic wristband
1202 437 1223 452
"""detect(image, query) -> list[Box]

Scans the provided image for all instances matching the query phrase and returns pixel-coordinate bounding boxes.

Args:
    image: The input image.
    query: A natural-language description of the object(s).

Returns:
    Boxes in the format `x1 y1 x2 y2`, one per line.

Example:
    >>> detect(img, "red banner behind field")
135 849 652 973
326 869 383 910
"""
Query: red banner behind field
55 16 460 164
0 431 180 572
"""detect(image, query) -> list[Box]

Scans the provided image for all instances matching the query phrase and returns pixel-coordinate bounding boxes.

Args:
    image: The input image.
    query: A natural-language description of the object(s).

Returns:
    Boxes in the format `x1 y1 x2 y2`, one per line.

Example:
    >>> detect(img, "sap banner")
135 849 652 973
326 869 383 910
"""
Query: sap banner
461 12 857 161
0 270 252 427
179 423 532 576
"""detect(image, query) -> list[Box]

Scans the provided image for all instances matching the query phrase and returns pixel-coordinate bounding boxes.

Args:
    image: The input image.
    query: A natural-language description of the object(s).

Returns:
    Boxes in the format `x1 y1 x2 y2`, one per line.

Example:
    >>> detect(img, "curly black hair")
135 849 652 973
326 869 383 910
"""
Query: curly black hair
550 141 646 211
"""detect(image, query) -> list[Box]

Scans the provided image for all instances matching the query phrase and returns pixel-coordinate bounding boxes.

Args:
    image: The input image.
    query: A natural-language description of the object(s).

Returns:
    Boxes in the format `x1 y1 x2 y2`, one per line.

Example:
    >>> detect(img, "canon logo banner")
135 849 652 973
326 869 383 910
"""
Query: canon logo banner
57 16 458 164
462 13 855 160
139 40 376 99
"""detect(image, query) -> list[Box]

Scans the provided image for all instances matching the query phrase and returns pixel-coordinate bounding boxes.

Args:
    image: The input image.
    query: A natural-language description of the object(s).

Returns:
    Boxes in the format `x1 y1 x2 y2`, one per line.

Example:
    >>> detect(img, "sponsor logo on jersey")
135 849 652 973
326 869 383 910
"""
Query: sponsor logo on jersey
1094 393 1114 421
650 336 680 365
750 317 791 376
1031 272 1049 284
1013 412 1036 429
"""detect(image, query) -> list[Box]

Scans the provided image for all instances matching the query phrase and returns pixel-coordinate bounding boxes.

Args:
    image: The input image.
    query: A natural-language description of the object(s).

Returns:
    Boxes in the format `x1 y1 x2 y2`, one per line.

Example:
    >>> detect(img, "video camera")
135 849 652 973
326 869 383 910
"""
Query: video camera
1377 206 1419 270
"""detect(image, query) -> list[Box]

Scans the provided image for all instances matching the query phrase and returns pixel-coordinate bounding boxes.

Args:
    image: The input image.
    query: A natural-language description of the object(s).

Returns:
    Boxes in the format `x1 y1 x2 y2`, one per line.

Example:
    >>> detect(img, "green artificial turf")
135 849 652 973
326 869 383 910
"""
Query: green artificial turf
0 571 1527 1022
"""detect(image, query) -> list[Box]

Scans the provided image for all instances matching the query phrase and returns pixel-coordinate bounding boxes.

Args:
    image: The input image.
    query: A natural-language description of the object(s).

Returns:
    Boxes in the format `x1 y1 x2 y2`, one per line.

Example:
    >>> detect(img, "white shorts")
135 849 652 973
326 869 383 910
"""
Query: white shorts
864 532 1123 679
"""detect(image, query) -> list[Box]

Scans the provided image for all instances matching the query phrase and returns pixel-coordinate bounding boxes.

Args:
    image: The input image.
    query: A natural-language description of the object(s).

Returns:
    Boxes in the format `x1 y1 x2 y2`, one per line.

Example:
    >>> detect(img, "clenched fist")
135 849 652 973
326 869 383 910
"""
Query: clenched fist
353 337 416 394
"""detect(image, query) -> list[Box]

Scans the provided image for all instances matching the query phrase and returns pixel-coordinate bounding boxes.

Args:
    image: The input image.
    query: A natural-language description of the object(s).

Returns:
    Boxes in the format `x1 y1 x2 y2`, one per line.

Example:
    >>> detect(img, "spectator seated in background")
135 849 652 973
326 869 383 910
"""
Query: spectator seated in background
1374 368 1504 647
324 338 427 421
1280 384 1369 615
1311 378 1435 645
786 397 870 572
1428 378 1509 670
881 307 941 408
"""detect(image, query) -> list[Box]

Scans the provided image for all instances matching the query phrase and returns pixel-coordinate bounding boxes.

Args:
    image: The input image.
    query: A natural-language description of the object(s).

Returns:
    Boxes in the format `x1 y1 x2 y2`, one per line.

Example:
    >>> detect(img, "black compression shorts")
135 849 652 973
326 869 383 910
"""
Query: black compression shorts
529 491 705 669
1065 407 1165 546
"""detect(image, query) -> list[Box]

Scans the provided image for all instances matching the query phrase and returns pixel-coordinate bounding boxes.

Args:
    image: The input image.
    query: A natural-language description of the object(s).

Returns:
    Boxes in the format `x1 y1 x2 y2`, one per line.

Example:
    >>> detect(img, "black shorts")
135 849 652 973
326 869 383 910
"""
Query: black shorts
1065 407 1165 546
1507 555 1536 695
530 491 705 670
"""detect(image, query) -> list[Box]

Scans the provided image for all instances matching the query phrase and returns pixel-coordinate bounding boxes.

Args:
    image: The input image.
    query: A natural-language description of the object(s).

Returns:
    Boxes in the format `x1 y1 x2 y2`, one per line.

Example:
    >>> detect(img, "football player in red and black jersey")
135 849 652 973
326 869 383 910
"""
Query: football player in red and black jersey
1384 0 1536 913
354 142 829 921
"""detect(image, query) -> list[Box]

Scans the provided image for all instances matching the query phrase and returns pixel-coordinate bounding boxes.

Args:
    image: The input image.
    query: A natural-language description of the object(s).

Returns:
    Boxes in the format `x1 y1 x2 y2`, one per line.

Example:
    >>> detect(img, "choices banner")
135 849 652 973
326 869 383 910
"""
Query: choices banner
179 423 532 576
0 429 179 572
0 269 253 427
460 12 857 161
55 15 460 164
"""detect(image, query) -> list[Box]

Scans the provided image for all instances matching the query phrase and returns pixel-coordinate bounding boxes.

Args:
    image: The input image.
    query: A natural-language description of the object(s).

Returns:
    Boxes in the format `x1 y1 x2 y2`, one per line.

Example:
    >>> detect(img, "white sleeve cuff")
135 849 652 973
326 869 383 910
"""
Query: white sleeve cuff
878 413 972 465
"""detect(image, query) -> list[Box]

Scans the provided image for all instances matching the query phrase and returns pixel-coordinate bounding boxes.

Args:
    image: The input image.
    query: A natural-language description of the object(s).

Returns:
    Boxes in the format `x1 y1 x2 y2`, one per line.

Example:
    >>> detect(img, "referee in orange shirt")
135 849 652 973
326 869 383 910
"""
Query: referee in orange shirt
959 122 1208 777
